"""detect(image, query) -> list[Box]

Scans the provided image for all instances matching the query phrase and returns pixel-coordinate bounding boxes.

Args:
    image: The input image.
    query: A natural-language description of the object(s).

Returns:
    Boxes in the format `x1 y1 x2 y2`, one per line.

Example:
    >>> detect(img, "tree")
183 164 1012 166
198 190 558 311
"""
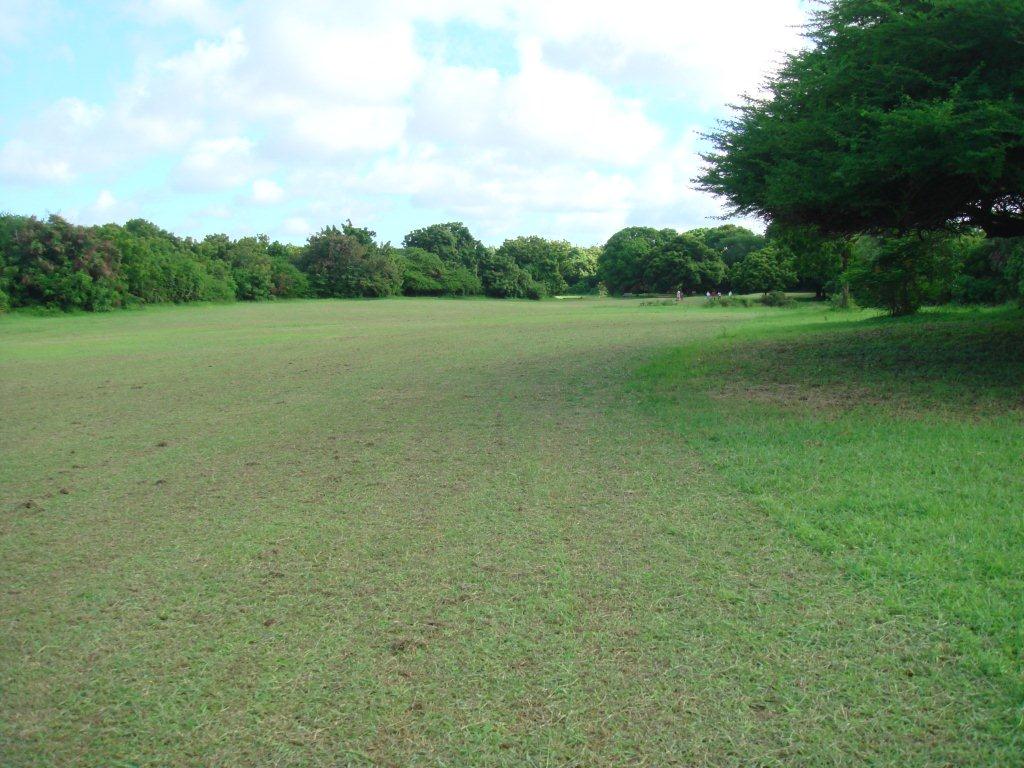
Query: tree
266 241 309 298
5 215 125 310
691 225 766 267
846 233 959 316
767 224 844 300
598 227 676 294
403 222 488 273
729 246 797 295
300 226 402 298
110 220 236 304
479 251 545 299
644 233 726 293
698 0 1024 240
496 236 570 296
559 245 601 294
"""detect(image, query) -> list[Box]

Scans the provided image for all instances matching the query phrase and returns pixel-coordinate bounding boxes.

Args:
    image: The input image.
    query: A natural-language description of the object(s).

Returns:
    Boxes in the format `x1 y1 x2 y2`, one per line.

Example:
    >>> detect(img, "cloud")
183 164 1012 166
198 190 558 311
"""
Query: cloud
0 0 60 45
94 189 118 212
251 178 284 204
283 216 311 236
175 136 255 190
0 139 74 184
129 0 228 31
0 0 807 243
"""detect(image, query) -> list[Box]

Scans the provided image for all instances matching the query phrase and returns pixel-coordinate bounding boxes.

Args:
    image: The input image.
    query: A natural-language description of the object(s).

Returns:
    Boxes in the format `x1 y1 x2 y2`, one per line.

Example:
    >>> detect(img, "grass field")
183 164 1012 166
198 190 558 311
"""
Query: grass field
1 297 1021 766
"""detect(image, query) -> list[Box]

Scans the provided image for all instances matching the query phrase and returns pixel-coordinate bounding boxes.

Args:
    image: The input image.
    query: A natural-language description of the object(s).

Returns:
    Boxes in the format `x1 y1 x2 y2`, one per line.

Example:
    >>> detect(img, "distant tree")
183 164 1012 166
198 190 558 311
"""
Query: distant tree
479 251 545 299
729 246 797 295
0 214 30 311
396 247 482 296
698 0 1024 240
397 247 447 296
301 226 402 298
644 233 726 293
5 215 125 310
496 236 570 296
110 221 236 304
598 227 676 294
223 236 275 301
691 225 766 267
559 245 601 294
403 222 488 273
266 241 309 298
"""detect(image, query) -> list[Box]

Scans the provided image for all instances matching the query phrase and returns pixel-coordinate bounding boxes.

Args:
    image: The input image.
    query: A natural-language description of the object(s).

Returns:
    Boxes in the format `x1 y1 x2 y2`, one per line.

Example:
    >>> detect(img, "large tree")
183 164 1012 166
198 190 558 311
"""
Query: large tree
698 0 1024 239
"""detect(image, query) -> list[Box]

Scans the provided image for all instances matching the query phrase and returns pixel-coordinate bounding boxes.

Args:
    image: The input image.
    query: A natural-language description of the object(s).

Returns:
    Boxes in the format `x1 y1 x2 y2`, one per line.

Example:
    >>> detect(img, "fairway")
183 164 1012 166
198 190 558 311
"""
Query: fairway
1 298 1021 766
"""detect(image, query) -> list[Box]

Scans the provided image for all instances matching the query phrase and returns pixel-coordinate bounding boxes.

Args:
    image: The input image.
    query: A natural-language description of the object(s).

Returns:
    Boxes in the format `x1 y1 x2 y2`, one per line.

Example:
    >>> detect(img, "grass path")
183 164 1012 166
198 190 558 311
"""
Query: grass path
1 299 1020 765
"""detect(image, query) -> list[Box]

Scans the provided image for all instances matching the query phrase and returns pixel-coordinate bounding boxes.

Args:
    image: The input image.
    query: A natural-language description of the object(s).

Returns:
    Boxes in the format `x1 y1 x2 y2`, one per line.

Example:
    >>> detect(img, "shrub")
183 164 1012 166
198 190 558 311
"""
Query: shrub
6 215 126 311
301 226 402 298
759 290 796 307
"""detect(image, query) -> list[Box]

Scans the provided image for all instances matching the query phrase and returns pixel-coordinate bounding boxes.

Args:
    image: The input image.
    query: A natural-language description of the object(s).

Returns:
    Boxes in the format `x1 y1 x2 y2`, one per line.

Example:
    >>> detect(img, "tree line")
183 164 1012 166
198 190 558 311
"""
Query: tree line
0 214 604 311
1 212 1020 313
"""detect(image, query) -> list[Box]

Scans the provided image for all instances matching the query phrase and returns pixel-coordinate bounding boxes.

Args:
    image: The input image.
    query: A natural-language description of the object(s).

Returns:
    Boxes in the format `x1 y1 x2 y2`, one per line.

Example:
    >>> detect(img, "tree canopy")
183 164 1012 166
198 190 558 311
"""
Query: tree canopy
698 0 1024 239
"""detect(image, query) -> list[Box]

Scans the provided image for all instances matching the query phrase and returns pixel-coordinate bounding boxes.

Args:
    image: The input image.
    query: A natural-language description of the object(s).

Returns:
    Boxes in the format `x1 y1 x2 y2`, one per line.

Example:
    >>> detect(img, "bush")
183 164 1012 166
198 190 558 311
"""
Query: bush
705 295 753 307
759 290 796 307
480 252 547 299
301 226 402 298
6 215 126 311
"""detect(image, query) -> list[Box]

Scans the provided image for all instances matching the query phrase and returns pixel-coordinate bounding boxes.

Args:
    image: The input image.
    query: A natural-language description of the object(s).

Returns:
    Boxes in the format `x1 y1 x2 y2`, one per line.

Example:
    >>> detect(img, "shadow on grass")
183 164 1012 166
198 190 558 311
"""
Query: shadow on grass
717 306 1024 413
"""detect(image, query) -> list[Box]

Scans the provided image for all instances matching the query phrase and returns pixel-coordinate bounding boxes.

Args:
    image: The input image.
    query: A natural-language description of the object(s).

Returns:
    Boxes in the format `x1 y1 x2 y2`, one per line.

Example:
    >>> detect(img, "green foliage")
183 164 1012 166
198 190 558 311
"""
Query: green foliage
403 222 488 272
599 227 674 294
560 245 601 294
600 227 726 294
301 226 402 298
647 233 726 293
1003 240 1024 304
267 243 310 299
728 245 796 294
767 223 844 299
4 215 126 311
108 220 236 304
397 247 482 296
758 290 796 307
479 251 546 299
691 224 766 267
846 233 959 316
699 0 1024 239
949 235 1021 305
496 236 570 296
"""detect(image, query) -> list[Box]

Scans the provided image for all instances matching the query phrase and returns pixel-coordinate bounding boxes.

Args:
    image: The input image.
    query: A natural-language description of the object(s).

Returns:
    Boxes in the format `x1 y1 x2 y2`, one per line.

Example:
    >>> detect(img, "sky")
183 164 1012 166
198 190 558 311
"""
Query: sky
0 0 810 246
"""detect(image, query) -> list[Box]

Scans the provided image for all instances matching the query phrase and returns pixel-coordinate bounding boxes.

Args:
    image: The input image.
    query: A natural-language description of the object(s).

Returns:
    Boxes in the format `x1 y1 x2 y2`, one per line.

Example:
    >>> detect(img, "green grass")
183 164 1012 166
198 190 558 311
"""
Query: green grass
1 298 1021 766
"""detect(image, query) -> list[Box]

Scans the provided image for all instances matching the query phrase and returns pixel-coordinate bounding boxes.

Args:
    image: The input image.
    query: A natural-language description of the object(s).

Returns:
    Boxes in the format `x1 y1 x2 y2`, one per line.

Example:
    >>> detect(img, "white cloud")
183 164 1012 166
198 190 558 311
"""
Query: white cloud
0 0 59 45
94 189 117 212
1 0 808 243
129 0 228 31
283 216 311 236
0 139 74 183
251 178 284 204
175 136 255 190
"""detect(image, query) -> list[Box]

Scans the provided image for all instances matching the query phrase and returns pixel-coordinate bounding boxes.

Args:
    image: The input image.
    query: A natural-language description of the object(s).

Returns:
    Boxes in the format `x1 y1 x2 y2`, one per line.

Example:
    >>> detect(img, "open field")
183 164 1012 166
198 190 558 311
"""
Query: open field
1 298 1021 766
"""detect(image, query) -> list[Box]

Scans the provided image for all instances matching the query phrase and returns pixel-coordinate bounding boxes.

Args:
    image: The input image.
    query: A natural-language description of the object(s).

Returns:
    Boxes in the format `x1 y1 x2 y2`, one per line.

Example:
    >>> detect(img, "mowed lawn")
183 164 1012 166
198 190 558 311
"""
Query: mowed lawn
1 298 1021 766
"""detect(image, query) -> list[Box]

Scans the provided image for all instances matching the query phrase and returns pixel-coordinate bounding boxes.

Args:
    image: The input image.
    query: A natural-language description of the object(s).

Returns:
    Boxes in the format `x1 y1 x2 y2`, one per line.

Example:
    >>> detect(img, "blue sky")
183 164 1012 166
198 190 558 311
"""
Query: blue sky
0 0 809 245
